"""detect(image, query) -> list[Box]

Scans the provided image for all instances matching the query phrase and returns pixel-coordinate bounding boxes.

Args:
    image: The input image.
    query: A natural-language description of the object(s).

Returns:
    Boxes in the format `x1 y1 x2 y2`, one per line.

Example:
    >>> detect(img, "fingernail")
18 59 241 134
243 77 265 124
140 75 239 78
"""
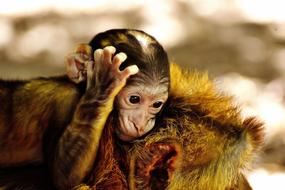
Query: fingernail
120 52 127 61
105 46 116 53
94 49 103 56
130 65 139 73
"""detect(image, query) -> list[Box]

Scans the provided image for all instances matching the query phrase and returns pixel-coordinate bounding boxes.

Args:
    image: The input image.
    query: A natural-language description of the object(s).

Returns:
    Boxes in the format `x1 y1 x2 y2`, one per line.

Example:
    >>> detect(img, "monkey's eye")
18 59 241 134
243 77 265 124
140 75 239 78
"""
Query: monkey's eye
153 101 163 108
129 95 140 104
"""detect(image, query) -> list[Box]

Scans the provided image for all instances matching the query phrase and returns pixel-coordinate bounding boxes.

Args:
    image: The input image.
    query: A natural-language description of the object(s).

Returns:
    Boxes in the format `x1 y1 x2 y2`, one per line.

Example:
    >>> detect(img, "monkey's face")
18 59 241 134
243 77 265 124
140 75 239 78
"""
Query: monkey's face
115 84 168 141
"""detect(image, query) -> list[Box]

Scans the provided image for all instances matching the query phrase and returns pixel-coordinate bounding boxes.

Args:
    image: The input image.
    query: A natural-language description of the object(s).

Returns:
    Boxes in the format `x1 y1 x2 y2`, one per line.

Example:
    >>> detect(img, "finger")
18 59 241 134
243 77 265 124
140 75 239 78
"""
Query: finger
74 44 92 57
103 46 116 64
113 52 127 70
94 49 103 64
121 65 139 79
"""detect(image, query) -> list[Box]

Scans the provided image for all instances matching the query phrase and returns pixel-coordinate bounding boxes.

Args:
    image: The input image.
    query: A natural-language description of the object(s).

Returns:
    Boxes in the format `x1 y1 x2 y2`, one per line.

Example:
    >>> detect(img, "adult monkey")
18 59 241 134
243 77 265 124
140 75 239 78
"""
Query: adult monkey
77 30 264 190
0 29 264 190
0 29 170 189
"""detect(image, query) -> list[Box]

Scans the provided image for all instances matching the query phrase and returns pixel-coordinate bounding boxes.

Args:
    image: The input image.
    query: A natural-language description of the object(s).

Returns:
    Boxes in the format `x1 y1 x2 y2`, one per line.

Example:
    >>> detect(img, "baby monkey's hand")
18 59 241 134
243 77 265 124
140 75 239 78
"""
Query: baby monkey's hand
65 44 139 100
86 46 139 100
65 44 139 103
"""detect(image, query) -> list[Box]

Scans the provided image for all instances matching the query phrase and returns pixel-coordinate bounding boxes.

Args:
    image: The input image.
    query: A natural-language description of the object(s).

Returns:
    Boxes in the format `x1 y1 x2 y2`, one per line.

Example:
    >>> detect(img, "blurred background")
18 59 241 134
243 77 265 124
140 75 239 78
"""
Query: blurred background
0 0 284 189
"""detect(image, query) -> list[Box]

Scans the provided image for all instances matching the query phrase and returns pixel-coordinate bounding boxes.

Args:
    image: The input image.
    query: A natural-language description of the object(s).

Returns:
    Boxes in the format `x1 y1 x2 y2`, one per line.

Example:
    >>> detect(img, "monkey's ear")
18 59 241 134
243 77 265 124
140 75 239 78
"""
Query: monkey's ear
131 142 181 189
65 44 93 83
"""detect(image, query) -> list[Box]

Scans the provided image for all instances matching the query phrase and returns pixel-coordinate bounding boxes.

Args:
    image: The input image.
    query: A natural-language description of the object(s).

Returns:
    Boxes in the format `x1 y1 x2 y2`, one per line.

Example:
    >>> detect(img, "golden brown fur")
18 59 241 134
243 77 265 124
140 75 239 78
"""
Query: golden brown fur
128 64 264 190
0 64 264 190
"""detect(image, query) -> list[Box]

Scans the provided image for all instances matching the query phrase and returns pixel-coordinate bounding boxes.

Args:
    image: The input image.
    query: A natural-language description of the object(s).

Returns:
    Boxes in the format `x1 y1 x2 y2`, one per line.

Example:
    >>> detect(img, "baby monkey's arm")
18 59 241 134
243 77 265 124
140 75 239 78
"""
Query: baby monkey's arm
53 44 138 190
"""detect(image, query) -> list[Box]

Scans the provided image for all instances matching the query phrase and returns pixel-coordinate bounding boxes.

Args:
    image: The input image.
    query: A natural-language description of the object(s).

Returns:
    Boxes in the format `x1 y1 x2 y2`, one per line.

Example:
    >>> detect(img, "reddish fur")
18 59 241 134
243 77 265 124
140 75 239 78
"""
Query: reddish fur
87 116 128 190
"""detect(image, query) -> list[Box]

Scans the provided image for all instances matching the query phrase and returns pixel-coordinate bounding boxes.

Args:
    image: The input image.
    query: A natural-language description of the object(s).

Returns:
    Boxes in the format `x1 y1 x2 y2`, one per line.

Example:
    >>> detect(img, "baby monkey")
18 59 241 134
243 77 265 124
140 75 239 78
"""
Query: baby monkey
0 29 170 189
66 45 169 141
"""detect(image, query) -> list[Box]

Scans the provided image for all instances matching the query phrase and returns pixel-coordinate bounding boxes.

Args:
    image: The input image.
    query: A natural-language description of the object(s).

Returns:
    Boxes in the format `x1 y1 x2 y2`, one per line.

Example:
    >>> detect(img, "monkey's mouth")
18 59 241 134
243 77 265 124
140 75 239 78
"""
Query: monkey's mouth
116 116 140 141
132 123 141 136
129 122 141 137
116 122 138 142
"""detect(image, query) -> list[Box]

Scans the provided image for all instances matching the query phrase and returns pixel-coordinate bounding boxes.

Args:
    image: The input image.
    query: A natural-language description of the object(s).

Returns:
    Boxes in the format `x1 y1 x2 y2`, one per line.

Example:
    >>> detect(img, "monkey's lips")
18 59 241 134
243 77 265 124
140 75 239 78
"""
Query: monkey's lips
116 117 140 141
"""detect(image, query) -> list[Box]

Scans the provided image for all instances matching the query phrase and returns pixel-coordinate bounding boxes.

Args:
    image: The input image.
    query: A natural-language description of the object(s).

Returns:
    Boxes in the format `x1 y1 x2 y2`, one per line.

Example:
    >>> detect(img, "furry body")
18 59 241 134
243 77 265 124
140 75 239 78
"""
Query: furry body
0 64 264 190
129 64 263 190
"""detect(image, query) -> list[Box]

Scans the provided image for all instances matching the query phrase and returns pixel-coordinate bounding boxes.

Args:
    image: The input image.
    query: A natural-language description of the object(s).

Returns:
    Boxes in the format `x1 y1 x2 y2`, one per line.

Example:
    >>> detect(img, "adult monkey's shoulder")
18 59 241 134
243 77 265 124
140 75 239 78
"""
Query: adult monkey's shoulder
129 63 264 190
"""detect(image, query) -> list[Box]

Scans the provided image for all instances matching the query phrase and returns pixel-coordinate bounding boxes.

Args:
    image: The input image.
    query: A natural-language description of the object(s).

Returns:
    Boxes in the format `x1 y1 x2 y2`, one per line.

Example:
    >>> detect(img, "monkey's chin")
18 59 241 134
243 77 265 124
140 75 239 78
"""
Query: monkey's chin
115 129 137 142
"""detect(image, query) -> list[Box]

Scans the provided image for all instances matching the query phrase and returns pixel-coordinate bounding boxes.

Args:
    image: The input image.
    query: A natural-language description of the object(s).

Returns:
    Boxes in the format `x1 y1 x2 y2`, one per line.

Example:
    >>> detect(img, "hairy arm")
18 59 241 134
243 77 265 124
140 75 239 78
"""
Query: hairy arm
52 45 138 189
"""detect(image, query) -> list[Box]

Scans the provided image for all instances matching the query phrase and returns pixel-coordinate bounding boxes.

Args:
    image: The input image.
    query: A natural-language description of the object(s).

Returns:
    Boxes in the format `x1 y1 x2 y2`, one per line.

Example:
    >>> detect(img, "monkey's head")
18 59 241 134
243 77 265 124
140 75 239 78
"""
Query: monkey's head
89 29 170 141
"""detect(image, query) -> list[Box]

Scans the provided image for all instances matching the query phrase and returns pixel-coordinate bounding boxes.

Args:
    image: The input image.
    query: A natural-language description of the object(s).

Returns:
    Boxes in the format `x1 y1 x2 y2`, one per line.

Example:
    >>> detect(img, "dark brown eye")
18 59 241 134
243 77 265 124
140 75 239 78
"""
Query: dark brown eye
153 101 163 108
129 95 140 104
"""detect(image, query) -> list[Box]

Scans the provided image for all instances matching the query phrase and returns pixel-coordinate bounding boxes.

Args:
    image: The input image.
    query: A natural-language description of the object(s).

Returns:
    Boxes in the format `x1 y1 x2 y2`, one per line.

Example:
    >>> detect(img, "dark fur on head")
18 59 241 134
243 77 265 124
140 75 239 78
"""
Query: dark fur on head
89 29 170 87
